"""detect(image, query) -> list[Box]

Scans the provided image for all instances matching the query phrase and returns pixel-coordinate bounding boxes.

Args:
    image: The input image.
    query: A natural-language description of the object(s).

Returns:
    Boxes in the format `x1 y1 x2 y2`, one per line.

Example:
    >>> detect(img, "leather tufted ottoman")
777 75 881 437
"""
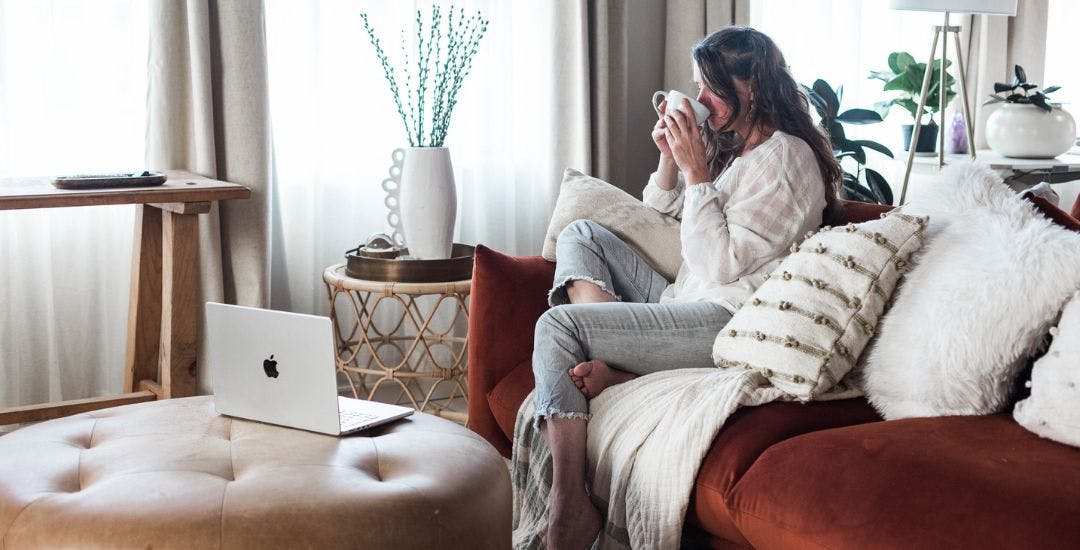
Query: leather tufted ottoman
0 396 510 549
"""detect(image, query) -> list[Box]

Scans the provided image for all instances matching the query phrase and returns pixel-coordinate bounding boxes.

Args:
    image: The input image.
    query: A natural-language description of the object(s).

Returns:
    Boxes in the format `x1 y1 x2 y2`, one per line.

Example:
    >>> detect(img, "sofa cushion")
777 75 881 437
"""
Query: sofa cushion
467 245 556 458
729 414 1080 549
542 168 683 280
487 360 536 440
687 398 882 545
712 211 927 400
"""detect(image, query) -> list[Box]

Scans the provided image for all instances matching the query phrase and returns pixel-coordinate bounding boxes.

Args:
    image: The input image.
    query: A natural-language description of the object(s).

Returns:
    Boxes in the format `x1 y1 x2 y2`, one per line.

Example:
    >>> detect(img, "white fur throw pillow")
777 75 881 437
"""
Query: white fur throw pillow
862 162 1080 419
542 168 682 281
711 211 927 401
1014 291 1080 448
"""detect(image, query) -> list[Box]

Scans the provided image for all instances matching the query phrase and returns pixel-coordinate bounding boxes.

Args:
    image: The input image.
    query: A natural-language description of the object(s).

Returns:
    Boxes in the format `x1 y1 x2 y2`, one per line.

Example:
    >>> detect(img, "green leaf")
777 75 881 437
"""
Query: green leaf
994 82 1014 94
930 58 953 70
884 74 911 92
869 70 893 82
837 108 883 125
1015 64 1027 84
895 97 919 120
813 79 840 117
802 85 828 119
853 139 894 159
843 140 867 164
895 52 916 73
1043 85 1061 95
865 168 893 205
1031 93 1053 112
829 120 847 142
843 175 878 203
887 52 902 74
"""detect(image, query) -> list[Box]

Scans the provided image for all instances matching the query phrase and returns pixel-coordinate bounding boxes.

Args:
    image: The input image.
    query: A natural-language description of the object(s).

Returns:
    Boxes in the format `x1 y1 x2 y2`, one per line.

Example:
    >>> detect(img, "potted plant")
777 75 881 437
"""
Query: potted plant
984 65 1076 159
803 79 895 205
360 5 489 259
870 51 956 154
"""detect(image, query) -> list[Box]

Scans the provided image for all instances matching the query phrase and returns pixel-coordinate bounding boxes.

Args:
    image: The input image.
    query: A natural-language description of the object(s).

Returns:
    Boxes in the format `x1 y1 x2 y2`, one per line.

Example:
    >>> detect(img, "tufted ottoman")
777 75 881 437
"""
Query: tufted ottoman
0 396 510 549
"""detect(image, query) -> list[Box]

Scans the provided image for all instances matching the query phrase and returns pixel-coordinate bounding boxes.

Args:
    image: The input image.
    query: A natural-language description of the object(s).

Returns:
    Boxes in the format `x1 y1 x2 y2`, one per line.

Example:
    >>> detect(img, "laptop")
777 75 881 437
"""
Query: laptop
206 302 413 436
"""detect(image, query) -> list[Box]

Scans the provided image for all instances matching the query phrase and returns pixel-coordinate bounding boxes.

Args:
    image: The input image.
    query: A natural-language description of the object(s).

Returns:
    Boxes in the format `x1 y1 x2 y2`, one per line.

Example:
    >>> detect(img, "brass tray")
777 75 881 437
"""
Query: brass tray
345 243 475 283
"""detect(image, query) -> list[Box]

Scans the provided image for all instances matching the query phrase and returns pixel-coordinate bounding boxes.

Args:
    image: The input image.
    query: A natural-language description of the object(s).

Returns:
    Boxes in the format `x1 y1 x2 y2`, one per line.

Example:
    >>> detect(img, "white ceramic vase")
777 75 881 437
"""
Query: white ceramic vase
986 103 1076 159
399 147 457 259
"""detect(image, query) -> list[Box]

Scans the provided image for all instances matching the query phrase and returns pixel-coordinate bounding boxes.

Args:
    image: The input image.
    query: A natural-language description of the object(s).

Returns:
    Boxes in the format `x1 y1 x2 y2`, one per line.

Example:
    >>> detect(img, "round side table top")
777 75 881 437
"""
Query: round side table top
323 263 470 294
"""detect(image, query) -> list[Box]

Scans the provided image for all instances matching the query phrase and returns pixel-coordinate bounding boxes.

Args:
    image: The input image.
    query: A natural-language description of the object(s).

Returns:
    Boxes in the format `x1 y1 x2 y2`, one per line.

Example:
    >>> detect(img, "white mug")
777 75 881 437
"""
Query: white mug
652 90 711 126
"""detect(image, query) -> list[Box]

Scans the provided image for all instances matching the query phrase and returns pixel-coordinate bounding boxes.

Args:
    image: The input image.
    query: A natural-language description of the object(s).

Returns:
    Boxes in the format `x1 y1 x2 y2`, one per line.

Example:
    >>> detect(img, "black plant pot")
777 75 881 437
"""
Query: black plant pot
901 122 939 153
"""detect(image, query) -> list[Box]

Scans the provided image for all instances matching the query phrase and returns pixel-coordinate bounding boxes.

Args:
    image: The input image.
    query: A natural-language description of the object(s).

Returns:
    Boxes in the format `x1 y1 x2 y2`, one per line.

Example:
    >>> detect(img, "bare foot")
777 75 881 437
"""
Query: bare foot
567 359 636 399
547 489 602 550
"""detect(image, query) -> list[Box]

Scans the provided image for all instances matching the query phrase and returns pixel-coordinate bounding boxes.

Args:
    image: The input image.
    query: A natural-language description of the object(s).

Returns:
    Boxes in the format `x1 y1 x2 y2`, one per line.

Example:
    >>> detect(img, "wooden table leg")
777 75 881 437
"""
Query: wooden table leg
159 210 199 398
124 205 163 393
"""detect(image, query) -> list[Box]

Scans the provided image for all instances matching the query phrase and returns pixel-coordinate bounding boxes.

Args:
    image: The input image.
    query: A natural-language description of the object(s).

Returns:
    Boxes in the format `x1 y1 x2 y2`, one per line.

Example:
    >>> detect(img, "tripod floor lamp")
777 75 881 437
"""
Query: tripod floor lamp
890 0 1018 204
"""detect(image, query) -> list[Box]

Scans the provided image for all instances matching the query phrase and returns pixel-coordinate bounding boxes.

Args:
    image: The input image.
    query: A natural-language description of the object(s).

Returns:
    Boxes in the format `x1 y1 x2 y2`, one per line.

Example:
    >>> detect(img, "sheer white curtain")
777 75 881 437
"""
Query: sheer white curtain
0 0 149 409
265 0 574 315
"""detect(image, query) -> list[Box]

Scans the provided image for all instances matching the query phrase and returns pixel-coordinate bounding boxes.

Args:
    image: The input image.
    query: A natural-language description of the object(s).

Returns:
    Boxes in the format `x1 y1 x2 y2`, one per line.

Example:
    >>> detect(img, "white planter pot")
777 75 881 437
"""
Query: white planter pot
399 147 457 259
986 103 1076 159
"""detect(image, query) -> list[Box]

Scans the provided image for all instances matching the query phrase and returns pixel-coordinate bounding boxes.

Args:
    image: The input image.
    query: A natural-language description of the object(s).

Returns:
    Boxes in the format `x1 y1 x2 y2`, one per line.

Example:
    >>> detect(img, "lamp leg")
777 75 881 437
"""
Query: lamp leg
938 12 949 168
952 30 976 160
899 27 941 205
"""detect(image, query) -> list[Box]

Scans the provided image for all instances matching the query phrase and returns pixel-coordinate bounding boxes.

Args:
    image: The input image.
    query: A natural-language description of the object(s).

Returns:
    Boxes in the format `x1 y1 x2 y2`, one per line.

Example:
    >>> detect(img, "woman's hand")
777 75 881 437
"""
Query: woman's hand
651 99 673 158
664 99 710 185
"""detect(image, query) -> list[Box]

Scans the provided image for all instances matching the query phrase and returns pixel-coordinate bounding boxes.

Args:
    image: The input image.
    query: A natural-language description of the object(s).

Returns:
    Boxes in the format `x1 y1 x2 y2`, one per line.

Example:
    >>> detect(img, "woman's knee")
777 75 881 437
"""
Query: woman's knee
557 219 610 248
533 307 581 371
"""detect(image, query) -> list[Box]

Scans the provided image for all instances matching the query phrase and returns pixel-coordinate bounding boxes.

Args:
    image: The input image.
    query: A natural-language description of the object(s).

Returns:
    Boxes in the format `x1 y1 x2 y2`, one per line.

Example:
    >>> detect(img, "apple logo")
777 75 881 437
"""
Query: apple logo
263 354 279 378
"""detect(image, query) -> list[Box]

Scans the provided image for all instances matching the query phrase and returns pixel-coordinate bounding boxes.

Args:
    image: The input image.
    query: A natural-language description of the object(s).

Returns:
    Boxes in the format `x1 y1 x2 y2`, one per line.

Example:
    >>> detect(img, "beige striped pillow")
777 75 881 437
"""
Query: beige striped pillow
711 210 928 400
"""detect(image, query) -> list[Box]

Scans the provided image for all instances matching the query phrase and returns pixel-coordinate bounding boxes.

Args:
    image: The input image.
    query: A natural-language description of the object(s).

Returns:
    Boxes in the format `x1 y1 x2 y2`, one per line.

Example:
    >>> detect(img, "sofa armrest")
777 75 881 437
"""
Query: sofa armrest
468 245 555 456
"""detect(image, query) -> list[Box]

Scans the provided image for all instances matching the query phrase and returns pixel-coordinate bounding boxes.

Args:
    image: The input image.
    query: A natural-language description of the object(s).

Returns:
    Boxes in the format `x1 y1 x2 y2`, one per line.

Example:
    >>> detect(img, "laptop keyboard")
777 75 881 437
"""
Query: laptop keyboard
339 410 379 431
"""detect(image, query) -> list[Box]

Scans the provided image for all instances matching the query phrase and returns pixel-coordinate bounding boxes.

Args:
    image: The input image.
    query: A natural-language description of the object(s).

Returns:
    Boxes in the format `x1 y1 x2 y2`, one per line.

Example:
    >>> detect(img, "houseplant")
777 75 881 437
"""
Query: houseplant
870 51 956 154
984 65 1075 158
803 79 895 205
360 5 489 259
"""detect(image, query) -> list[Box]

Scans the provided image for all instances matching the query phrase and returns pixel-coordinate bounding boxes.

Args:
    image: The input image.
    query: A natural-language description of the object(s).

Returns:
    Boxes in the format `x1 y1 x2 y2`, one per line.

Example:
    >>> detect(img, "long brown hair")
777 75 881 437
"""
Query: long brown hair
692 26 841 216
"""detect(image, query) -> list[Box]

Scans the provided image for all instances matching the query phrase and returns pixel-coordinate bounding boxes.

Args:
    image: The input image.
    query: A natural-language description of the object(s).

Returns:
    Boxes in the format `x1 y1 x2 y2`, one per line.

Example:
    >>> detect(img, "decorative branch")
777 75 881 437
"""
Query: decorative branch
360 4 490 147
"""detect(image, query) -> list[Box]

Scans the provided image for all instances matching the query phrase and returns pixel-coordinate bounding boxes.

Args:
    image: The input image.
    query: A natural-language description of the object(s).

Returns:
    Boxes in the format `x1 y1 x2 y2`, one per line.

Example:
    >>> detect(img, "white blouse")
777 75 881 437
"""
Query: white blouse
642 130 826 313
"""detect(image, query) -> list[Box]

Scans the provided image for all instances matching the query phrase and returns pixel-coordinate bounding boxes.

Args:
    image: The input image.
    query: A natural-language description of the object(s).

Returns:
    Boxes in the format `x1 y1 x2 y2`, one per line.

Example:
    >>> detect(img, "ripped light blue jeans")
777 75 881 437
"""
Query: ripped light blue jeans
533 219 733 426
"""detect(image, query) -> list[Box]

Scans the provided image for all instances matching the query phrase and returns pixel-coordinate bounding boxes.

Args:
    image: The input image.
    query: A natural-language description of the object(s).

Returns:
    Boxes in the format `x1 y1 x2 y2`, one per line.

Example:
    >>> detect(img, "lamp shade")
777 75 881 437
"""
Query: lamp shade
888 0 1017 15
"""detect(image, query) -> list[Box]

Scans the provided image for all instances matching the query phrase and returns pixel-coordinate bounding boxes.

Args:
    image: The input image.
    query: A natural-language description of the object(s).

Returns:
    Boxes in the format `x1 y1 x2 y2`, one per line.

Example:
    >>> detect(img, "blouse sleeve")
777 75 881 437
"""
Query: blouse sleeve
679 140 821 284
642 170 687 220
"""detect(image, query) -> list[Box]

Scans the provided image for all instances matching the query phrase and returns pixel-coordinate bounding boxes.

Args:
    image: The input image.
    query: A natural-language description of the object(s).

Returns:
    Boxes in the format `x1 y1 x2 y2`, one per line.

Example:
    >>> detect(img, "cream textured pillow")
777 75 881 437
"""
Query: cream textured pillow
862 163 1080 419
1014 291 1080 448
711 211 927 401
542 168 682 281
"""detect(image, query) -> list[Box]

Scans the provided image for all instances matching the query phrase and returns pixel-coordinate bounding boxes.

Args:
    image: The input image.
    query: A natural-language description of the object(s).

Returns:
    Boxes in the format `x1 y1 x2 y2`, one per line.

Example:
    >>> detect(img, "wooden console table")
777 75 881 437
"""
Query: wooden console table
0 171 250 424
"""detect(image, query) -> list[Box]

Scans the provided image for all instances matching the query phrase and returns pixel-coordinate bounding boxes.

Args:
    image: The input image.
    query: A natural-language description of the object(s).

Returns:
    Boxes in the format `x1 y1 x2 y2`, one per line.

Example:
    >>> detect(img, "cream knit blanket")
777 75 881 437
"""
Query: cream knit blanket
511 368 860 549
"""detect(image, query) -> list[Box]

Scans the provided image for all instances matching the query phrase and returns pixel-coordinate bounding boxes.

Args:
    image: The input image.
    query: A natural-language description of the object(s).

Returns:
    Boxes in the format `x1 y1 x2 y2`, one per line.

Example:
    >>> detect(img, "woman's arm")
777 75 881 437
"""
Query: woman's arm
643 162 687 219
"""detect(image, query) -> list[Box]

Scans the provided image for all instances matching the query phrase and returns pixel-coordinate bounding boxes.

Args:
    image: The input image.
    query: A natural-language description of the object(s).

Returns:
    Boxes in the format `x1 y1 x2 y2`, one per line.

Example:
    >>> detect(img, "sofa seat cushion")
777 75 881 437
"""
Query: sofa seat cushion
688 398 882 545
729 414 1080 549
488 360 536 440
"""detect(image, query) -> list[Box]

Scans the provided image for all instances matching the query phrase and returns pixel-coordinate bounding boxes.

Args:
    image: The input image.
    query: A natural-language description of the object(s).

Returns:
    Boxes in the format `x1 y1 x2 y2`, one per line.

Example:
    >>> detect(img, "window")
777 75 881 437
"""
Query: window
0 0 149 408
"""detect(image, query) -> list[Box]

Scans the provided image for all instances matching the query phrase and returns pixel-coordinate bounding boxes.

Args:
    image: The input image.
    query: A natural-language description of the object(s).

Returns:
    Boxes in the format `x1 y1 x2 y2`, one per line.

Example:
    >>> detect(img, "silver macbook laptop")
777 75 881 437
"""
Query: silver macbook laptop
206 302 413 436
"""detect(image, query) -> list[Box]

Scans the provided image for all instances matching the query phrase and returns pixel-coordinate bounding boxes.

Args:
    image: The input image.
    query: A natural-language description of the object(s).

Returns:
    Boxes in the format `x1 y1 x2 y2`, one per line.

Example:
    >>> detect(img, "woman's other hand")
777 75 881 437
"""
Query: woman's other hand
651 99 673 158
664 99 710 185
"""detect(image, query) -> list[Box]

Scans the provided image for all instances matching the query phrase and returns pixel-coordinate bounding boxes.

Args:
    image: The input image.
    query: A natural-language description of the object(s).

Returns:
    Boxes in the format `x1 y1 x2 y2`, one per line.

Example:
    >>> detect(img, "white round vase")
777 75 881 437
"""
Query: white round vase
985 103 1076 159
399 147 457 259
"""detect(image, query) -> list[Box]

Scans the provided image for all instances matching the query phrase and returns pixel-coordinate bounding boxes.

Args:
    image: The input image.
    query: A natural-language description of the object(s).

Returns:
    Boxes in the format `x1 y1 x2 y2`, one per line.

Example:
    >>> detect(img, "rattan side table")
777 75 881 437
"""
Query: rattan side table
323 264 470 424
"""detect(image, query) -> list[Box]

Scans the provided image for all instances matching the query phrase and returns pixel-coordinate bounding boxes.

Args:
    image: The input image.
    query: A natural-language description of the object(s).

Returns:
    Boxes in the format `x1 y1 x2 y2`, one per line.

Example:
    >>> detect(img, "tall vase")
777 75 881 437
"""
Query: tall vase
399 147 457 259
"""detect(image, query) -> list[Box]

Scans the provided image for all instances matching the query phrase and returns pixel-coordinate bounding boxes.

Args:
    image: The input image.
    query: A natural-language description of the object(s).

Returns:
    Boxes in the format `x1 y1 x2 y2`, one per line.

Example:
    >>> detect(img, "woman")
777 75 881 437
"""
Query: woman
531 27 842 549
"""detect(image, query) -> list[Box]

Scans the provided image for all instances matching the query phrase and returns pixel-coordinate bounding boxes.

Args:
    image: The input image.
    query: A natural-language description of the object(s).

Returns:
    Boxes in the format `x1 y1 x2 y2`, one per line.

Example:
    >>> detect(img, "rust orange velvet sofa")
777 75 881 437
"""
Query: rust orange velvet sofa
467 199 1080 549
